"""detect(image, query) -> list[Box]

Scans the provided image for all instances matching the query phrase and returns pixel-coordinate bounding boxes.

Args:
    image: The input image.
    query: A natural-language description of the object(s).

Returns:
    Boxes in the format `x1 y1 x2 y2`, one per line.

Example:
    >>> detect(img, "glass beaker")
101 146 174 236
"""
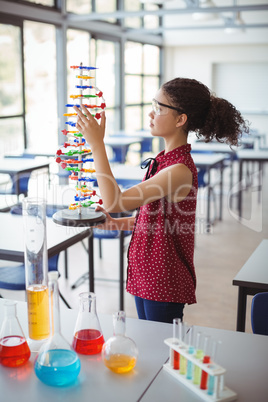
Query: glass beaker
22 198 49 344
0 301 31 367
34 271 81 387
102 311 138 374
72 292 104 355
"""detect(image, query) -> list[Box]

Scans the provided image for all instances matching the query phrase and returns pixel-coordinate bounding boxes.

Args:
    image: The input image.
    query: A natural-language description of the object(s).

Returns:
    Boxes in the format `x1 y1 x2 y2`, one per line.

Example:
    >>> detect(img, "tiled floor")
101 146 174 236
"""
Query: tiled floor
1 159 267 334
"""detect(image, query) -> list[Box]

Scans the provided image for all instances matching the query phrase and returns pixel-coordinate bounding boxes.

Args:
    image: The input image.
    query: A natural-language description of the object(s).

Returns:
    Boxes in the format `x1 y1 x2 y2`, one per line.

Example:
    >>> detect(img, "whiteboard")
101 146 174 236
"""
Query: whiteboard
212 62 268 113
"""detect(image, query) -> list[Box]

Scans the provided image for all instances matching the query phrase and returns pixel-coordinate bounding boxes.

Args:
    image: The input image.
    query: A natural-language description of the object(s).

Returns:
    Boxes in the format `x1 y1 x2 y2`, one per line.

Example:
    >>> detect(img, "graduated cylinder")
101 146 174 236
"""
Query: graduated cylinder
22 198 50 341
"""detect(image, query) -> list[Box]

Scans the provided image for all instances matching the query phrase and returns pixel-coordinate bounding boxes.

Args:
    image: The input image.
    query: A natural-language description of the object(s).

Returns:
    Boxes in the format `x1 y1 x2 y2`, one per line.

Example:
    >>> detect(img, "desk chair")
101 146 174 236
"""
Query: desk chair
72 213 132 311
0 254 71 308
251 292 268 335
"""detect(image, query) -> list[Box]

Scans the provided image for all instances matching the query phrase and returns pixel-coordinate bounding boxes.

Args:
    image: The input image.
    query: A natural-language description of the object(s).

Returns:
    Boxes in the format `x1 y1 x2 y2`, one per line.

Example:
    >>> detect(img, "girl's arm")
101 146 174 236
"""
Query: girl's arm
75 106 192 213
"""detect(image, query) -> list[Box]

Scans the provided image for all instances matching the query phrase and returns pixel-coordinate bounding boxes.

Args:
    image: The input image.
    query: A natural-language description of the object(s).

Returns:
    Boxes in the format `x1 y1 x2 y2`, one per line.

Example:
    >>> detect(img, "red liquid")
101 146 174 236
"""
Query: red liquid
200 355 210 389
173 350 180 370
0 336 31 367
72 329 104 355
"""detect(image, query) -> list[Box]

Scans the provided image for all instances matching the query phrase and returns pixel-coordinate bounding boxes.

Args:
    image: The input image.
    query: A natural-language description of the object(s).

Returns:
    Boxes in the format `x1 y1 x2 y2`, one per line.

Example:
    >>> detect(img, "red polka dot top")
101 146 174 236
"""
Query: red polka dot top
126 144 198 304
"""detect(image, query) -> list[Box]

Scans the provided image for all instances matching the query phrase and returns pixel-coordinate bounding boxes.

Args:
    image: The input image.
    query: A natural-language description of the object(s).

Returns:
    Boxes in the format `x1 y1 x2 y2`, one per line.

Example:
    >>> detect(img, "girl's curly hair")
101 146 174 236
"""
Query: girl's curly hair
162 78 249 146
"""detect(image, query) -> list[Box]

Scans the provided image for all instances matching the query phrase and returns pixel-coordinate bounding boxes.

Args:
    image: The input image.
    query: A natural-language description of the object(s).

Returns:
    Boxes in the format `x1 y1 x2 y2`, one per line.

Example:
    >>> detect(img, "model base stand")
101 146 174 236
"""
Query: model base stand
53 63 106 228
164 338 237 402
53 208 105 227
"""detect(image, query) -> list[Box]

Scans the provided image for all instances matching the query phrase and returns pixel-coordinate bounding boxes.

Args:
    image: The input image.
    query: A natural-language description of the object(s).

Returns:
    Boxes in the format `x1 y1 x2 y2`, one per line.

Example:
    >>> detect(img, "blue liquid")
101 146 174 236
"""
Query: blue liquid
34 349 81 387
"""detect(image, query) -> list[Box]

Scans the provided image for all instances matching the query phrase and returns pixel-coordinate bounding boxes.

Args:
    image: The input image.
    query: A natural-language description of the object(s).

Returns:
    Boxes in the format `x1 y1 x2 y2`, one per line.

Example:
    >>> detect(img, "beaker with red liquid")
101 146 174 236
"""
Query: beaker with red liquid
0 301 31 367
72 292 104 355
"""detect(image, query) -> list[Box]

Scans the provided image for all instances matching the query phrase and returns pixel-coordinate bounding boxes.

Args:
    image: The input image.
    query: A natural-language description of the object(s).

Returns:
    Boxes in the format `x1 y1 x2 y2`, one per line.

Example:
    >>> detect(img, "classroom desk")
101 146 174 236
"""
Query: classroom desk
0 212 91 292
0 194 18 212
192 153 226 230
191 142 237 206
1 299 268 402
112 164 145 187
237 149 268 218
0 158 50 197
105 136 141 163
232 239 268 332
140 325 268 402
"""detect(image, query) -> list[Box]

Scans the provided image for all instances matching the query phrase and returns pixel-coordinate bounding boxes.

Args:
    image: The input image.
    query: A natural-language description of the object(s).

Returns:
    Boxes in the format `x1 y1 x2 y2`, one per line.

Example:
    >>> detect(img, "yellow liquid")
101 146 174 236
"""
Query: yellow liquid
104 354 137 374
26 285 49 340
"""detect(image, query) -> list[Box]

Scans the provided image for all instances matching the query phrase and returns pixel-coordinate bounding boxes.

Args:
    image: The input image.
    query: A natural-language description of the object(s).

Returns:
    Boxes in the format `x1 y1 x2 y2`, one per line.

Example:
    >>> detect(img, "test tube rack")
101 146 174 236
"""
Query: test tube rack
163 338 237 402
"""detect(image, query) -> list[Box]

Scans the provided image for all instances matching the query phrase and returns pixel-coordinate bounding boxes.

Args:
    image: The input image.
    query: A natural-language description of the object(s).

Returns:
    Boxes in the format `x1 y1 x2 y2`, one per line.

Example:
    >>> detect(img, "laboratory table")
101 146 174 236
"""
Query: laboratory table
1 299 268 402
236 149 268 218
232 239 268 332
0 212 92 293
0 158 50 197
191 142 237 206
105 136 141 163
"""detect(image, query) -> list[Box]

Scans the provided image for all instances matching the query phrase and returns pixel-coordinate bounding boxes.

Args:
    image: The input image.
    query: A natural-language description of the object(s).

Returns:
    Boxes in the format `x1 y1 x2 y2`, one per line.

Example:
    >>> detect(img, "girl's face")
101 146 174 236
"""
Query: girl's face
149 88 179 138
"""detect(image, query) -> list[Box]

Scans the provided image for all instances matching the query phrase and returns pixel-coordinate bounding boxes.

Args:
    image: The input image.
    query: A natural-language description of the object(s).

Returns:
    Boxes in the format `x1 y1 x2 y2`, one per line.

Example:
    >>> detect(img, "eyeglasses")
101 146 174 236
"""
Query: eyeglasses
152 98 184 116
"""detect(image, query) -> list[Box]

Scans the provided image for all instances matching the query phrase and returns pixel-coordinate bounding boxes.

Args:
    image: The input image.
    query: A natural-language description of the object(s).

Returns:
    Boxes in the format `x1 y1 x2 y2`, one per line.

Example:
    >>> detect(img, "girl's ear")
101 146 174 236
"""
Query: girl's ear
176 113 187 128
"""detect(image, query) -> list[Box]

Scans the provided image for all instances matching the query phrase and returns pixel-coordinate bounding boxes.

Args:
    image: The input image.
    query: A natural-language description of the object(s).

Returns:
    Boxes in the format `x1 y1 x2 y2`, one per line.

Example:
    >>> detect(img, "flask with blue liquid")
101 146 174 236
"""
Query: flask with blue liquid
34 271 81 387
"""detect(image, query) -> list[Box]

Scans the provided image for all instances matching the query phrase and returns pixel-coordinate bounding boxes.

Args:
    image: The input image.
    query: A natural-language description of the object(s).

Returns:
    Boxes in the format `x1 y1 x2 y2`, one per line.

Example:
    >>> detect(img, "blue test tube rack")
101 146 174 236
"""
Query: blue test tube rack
164 338 237 402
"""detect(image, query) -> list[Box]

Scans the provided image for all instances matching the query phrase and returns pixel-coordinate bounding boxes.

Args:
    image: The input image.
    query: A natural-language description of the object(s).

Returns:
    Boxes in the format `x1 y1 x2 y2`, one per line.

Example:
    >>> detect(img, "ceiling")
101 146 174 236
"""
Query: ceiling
68 0 268 47
160 0 268 46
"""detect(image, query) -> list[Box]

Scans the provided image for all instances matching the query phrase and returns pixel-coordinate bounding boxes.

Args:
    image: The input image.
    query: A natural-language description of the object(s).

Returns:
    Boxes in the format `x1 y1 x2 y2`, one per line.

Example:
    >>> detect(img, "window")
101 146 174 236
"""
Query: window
124 42 160 132
0 1 162 155
0 23 24 156
24 21 57 152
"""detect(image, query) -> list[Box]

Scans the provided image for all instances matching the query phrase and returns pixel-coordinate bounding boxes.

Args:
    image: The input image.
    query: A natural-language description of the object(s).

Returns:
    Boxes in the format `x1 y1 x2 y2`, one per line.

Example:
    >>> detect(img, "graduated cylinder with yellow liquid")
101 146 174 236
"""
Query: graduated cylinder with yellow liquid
23 198 50 347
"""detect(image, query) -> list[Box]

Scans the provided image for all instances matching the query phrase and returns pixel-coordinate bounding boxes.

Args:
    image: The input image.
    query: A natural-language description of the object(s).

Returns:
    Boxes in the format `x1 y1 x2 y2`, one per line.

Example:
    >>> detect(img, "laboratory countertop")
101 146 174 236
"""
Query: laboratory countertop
0 299 268 402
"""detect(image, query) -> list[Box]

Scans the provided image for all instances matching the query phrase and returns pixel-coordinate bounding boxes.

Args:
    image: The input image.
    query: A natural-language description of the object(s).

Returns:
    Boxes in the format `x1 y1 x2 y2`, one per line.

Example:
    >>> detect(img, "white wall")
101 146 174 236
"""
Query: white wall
164 44 268 136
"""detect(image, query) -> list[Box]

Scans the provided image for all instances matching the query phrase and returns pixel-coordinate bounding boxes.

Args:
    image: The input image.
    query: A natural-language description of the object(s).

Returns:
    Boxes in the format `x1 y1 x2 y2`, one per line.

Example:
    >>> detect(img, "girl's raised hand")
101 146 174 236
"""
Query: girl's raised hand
74 105 106 150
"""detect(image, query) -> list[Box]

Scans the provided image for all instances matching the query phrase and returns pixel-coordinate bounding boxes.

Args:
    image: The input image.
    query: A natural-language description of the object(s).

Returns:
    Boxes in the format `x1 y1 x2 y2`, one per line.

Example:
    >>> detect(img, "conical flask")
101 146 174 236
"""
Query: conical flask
34 272 81 387
0 301 31 367
22 198 50 346
102 311 138 374
72 292 104 355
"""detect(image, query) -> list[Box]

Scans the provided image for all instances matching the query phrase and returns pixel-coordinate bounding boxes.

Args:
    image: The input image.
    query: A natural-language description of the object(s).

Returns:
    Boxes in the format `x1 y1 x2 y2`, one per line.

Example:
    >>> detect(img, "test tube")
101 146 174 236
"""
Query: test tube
193 331 203 385
186 326 195 380
179 322 187 375
172 318 180 370
207 340 221 395
200 335 211 390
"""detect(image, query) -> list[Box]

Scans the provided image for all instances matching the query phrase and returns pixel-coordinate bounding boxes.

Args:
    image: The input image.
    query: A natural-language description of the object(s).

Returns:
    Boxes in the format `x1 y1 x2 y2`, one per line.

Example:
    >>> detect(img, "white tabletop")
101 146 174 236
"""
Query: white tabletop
111 164 145 181
237 149 268 160
0 158 50 174
0 212 90 262
141 326 268 402
0 299 171 402
192 142 237 154
233 239 268 287
105 136 141 146
192 153 226 167
1 299 268 402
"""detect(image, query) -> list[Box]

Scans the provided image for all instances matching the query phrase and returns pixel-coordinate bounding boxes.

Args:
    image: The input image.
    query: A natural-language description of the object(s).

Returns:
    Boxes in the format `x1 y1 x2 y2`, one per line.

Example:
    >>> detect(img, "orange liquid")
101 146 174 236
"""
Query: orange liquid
103 354 137 374
27 285 49 340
